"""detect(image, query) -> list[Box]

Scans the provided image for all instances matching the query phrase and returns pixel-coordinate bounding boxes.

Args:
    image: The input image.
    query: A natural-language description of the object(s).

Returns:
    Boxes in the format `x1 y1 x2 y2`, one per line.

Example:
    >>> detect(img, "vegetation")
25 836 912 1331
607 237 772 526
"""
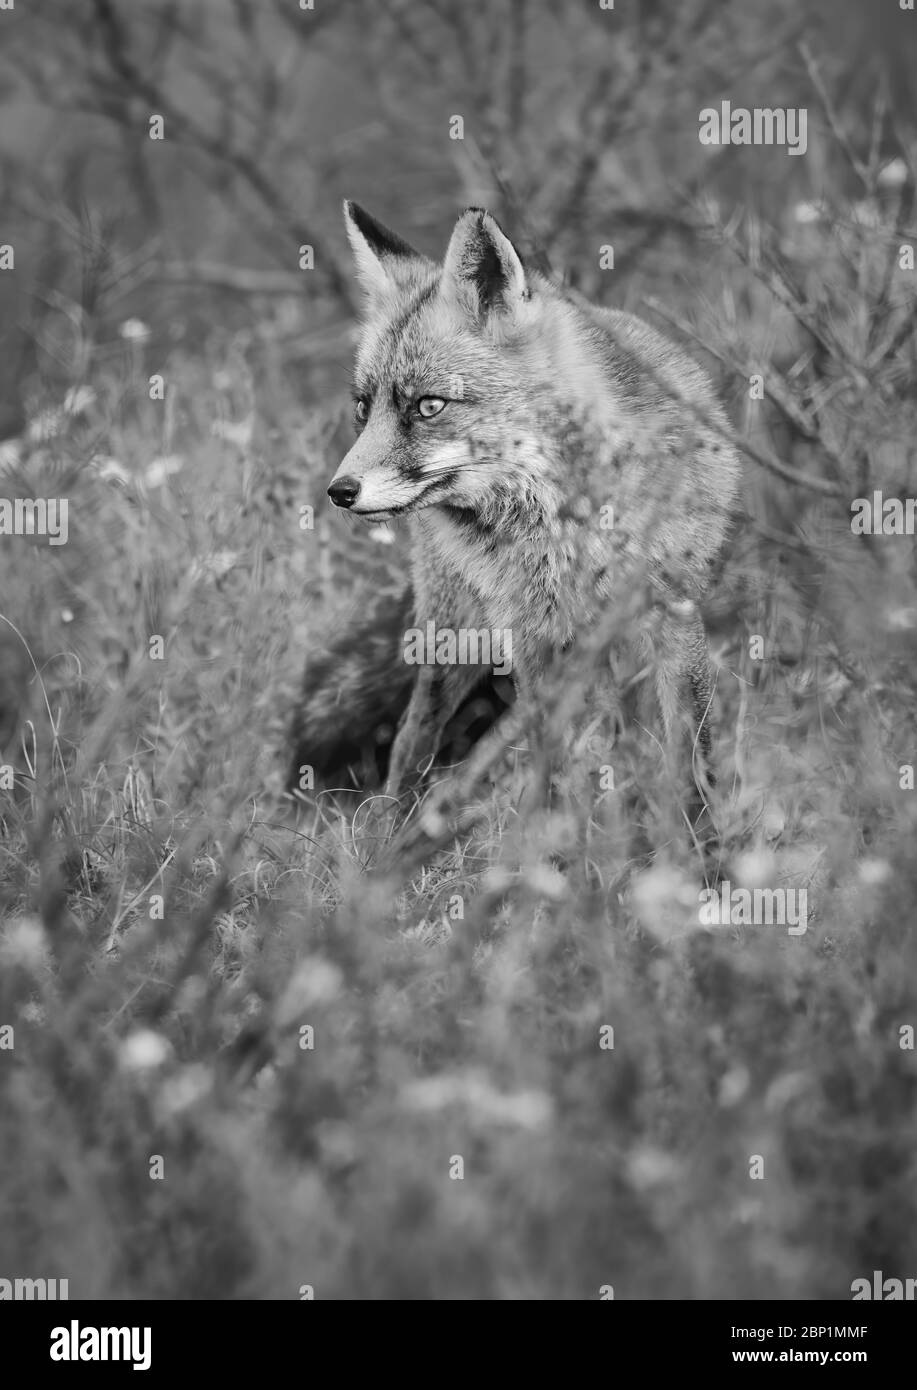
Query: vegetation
1 0 916 1298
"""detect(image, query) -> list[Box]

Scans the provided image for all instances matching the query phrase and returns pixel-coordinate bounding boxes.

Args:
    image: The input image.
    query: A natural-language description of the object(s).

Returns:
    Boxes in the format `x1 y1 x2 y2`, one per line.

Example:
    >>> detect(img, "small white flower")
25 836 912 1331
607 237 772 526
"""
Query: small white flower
276 957 343 1025
1 916 48 970
628 1145 681 1191
142 454 184 488
157 1065 212 1118
121 1029 172 1072
119 318 151 343
732 848 778 889
793 200 824 225
858 858 892 887
878 158 908 189
630 863 698 940
526 863 567 901
718 1065 750 1107
886 606 917 631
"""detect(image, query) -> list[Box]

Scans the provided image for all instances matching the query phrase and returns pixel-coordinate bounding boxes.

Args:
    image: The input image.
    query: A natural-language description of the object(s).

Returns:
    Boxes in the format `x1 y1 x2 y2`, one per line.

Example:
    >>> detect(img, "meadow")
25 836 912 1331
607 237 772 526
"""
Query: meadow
1 0 916 1299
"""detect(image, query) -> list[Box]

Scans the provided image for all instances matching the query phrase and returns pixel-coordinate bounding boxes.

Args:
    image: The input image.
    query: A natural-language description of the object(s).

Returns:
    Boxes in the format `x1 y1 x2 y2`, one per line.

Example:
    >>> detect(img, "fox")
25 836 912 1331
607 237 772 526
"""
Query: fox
289 201 739 829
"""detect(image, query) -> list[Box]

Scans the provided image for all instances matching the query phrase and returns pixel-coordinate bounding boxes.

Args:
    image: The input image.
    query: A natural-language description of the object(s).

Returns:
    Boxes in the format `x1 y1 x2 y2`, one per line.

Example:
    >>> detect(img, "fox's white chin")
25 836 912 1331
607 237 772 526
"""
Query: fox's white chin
352 490 443 521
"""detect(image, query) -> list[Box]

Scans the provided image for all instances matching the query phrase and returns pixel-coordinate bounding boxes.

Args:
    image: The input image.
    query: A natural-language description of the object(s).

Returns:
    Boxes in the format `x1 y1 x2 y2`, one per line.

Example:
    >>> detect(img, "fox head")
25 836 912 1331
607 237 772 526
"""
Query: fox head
328 201 586 523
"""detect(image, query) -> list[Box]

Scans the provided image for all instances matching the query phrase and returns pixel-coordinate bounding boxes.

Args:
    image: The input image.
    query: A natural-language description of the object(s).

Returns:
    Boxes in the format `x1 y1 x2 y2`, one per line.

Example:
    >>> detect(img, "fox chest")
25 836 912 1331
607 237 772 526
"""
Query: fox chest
415 513 576 650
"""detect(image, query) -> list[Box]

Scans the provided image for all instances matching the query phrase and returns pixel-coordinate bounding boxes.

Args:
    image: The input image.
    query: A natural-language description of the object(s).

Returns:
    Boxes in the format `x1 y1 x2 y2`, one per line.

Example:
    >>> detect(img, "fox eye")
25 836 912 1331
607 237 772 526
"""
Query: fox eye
354 398 369 424
417 397 446 419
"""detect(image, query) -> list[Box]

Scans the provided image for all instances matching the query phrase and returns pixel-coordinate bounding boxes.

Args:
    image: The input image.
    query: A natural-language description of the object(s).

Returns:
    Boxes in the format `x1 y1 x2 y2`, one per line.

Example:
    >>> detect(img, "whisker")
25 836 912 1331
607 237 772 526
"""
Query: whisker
418 461 493 479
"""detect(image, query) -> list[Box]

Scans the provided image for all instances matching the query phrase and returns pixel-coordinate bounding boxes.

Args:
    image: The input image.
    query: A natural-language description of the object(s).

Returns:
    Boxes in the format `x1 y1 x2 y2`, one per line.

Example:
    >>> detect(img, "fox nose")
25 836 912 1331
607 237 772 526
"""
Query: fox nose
328 476 361 509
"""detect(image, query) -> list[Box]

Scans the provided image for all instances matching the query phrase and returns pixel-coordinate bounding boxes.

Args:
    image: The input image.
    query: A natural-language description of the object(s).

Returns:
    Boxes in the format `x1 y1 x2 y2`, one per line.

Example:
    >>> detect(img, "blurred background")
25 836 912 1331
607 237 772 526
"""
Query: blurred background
1 0 915 419
1 0 916 1301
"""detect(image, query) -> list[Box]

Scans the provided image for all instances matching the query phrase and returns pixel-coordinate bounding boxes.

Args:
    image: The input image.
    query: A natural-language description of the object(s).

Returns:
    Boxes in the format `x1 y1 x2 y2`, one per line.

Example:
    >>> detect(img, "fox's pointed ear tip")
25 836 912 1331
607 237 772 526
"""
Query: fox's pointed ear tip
344 199 373 227
458 206 506 235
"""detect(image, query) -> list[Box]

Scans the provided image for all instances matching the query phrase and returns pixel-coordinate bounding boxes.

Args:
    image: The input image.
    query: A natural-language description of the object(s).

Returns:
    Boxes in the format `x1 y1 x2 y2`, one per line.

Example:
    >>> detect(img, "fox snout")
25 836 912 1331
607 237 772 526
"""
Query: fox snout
328 475 361 508
327 420 415 518
327 428 434 518
326 439 396 516
327 452 406 516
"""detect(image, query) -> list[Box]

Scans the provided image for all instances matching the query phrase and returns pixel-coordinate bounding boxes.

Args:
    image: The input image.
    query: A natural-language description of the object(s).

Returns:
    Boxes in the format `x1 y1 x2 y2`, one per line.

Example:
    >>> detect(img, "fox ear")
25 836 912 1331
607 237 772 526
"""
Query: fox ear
343 201 423 299
441 208 527 322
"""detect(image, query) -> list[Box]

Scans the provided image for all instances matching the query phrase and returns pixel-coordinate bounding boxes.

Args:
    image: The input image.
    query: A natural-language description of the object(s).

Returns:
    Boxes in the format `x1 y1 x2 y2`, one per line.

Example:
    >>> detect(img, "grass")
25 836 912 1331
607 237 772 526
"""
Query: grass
2 193 917 1300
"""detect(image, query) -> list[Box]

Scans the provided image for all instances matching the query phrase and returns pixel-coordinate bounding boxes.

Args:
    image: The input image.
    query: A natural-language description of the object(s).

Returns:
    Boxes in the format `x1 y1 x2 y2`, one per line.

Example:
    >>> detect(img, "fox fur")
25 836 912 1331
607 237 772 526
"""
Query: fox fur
289 202 739 810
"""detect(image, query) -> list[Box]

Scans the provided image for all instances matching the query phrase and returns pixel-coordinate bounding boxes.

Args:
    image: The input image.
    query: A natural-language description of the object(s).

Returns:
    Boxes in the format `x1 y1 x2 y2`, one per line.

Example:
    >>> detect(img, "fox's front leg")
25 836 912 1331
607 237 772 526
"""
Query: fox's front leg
390 647 540 845
384 662 483 801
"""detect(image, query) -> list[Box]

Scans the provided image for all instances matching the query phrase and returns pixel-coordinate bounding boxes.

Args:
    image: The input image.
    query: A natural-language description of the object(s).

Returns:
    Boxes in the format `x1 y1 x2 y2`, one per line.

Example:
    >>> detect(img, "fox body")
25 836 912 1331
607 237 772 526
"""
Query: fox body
291 202 739 806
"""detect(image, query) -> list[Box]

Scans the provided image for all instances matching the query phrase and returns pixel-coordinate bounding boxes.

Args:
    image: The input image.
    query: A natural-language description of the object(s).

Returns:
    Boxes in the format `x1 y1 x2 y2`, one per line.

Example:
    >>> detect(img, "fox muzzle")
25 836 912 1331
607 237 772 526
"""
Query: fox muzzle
328 475 361 508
